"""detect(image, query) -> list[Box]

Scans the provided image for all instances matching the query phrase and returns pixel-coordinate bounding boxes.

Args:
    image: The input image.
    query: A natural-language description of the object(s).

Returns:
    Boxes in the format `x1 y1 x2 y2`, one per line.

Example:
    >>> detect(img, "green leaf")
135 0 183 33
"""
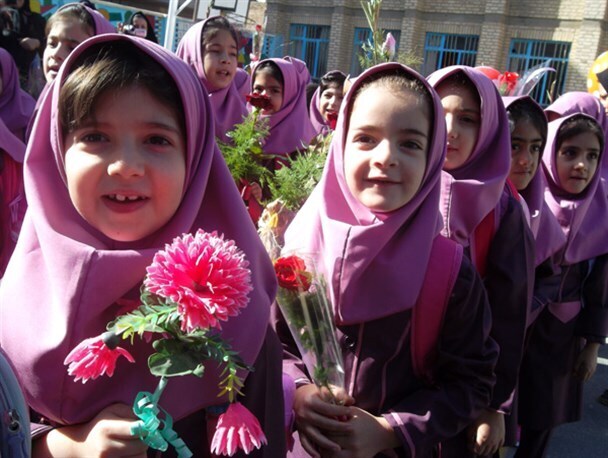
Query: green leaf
148 339 207 378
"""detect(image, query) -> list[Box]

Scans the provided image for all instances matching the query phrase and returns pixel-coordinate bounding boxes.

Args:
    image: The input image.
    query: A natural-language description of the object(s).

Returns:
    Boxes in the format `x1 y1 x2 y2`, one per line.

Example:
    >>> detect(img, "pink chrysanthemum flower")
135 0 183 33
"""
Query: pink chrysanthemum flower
64 332 135 384
144 230 253 332
211 402 267 456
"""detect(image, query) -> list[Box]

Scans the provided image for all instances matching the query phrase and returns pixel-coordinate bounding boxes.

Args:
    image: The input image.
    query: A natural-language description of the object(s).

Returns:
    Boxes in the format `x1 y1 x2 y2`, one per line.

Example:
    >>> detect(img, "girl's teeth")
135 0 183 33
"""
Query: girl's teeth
111 194 142 202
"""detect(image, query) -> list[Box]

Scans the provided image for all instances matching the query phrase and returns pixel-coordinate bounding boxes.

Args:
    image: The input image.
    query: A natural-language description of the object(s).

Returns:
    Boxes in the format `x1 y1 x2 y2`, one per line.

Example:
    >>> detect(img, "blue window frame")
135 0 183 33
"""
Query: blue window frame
422 33 479 76
350 27 402 76
507 39 571 106
289 24 330 80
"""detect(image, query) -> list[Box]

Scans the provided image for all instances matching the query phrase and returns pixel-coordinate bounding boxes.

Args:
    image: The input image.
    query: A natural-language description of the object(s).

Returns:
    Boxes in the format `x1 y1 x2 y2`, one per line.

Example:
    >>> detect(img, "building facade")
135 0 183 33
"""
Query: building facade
263 0 608 104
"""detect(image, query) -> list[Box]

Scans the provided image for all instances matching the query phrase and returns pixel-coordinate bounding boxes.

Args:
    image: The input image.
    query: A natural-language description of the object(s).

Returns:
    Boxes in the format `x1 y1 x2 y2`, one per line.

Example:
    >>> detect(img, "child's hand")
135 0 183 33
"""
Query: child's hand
249 182 263 202
573 342 600 382
35 403 148 458
466 409 505 456
325 407 400 458
293 384 353 458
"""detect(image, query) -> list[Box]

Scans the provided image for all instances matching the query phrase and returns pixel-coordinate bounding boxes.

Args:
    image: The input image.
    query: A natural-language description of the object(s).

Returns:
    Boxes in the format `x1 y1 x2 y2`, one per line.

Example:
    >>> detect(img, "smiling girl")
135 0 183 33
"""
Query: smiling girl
177 16 250 143
0 33 285 457
428 67 534 458
309 70 346 135
515 114 608 457
275 63 498 458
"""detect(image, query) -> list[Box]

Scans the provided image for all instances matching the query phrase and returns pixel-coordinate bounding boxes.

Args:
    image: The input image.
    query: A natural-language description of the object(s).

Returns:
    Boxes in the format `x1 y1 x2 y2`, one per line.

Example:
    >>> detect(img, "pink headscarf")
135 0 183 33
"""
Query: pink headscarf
0 34 276 425
542 113 608 264
545 91 608 181
309 70 346 135
427 66 511 246
283 63 447 325
249 57 317 155
176 17 249 143
83 3 116 35
503 96 566 265
0 48 35 141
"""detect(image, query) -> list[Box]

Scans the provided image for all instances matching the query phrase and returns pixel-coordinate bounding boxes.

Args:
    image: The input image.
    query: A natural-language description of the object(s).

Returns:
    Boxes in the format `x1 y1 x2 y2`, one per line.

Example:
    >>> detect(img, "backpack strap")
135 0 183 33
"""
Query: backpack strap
411 236 463 384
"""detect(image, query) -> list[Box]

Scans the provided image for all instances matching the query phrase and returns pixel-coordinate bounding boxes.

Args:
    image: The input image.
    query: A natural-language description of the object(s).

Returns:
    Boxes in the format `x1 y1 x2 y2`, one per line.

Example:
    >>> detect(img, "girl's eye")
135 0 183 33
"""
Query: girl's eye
561 148 576 158
147 136 171 146
531 144 541 154
253 86 264 93
80 133 107 143
511 143 521 153
401 140 423 150
588 152 600 161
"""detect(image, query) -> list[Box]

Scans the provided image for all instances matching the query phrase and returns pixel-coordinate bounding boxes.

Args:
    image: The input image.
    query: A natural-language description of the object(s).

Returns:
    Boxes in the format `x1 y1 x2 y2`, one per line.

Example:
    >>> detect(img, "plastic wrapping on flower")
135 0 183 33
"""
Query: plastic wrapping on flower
273 254 345 400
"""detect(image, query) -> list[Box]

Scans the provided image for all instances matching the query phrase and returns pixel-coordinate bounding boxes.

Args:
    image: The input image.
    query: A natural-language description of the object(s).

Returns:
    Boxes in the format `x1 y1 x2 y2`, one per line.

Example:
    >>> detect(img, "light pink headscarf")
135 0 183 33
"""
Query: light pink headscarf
503 96 566 265
283 63 447 325
0 48 35 141
176 16 249 143
542 113 608 264
249 57 317 155
0 34 276 425
82 3 116 35
545 91 608 181
428 66 511 246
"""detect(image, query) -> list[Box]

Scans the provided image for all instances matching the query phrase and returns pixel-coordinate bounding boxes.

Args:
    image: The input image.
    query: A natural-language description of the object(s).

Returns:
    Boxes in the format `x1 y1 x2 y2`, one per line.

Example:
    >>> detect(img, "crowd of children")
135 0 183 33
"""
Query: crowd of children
0 4 606 458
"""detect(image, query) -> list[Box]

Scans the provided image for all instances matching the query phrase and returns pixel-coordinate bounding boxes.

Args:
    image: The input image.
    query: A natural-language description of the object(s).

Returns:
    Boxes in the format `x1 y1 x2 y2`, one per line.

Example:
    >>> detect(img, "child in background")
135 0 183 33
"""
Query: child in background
42 2 115 83
0 47 34 141
275 63 498 457
249 56 316 160
516 113 608 457
428 66 534 458
309 70 346 135
545 92 608 182
176 16 250 143
0 34 285 457
126 11 158 43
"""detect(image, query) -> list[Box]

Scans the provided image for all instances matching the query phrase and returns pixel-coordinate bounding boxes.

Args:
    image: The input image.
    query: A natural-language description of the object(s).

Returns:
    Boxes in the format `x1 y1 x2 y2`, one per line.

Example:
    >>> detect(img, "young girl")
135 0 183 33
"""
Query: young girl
274 63 498 457
0 34 285 457
42 2 115 83
0 47 35 141
176 16 250 143
309 70 346 135
249 57 316 158
515 113 608 457
428 67 534 458
545 91 608 182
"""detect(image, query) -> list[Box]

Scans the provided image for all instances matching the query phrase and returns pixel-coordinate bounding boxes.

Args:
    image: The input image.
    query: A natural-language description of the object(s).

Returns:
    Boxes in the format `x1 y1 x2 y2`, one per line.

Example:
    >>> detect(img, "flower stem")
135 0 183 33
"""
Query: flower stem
152 376 168 404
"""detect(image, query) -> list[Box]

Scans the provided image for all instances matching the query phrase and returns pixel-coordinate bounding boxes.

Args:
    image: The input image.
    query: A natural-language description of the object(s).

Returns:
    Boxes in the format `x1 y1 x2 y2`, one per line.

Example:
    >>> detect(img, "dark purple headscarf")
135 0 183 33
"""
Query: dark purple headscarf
284 63 447 325
0 48 35 141
428 66 511 246
542 113 608 264
0 34 276 425
249 57 316 155
176 17 249 143
503 96 566 265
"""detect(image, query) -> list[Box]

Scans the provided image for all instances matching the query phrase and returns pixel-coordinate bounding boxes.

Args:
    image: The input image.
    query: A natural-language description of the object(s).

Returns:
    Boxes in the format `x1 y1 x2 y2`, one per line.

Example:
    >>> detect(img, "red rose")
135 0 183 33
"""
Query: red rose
274 255 312 291
326 112 338 130
246 92 273 111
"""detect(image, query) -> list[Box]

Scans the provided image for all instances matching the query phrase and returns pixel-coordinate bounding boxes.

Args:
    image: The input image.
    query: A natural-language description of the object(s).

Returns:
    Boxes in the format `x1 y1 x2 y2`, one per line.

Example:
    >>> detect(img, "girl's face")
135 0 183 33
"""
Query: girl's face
344 84 429 213
202 29 238 90
508 119 543 191
63 86 186 242
44 19 93 83
132 15 148 37
319 84 343 122
436 81 480 171
252 69 283 114
555 131 601 195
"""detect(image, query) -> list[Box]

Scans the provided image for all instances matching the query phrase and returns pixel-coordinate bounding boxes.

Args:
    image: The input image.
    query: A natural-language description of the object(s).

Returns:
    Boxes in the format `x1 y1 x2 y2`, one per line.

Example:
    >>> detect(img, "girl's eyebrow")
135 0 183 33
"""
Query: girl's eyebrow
512 135 543 143
352 125 428 137
74 119 182 135
208 42 237 49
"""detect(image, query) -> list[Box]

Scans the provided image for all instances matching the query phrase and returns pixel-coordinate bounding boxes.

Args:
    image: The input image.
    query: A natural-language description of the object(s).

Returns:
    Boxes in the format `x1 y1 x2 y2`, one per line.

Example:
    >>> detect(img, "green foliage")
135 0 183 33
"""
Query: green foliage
218 110 272 187
267 134 330 211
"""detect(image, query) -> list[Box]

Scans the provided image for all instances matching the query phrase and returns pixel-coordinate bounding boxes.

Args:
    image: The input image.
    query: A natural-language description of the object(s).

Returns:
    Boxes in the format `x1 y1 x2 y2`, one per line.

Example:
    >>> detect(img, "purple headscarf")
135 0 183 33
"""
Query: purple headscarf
249 57 317 155
176 17 249 143
0 48 35 141
542 113 608 264
428 66 511 246
0 34 276 425
283 63 447 325
309 70 346 136
503 96 566 265
83 3 116 35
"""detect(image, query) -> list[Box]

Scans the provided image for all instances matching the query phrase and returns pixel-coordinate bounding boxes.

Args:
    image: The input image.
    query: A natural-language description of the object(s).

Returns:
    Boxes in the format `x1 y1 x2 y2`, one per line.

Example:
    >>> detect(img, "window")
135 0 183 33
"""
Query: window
289 24 330 80
422 33 479 76
350 27 402 77
507 39 571 106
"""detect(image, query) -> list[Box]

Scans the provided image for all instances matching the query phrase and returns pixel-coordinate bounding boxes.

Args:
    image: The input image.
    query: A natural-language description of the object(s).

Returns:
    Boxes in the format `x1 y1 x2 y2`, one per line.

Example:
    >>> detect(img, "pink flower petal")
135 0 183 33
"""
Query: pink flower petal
210 403 267 456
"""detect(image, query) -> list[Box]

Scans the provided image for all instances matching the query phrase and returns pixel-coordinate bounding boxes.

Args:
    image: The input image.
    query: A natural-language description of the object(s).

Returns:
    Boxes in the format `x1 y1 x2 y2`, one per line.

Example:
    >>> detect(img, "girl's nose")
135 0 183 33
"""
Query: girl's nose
519 149 533 166
373 141 398 168
107 148 145 177
445 115 457 139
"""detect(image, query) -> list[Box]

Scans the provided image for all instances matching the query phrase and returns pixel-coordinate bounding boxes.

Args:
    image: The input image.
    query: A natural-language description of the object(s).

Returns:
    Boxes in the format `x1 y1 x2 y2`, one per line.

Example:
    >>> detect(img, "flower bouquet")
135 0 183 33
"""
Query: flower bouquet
273 254 345 401
64 230 267 457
